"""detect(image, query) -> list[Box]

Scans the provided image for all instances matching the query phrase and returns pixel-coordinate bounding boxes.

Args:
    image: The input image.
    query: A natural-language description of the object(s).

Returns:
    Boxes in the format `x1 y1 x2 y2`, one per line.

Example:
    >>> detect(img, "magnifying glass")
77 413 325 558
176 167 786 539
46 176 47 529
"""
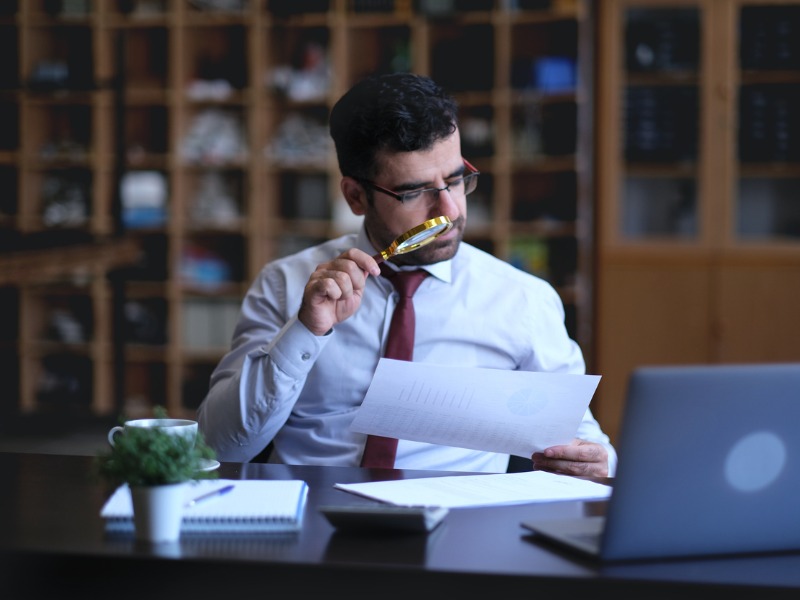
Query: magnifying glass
373 216 453 263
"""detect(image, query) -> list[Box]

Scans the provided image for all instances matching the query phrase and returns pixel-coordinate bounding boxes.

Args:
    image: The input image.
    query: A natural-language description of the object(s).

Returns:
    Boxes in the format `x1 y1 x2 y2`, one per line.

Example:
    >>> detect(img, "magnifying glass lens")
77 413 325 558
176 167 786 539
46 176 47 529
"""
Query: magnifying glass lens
398 223 447 251
375 216 453 262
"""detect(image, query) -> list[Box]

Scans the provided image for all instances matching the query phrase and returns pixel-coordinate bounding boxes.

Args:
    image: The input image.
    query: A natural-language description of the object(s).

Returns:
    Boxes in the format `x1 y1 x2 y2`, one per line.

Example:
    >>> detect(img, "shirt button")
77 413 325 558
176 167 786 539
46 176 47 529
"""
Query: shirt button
301 352 311 361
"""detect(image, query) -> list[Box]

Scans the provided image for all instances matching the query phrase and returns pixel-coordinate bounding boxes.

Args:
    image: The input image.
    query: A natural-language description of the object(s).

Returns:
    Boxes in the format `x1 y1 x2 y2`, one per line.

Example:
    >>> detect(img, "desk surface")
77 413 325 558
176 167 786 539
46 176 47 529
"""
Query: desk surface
1 453 799 599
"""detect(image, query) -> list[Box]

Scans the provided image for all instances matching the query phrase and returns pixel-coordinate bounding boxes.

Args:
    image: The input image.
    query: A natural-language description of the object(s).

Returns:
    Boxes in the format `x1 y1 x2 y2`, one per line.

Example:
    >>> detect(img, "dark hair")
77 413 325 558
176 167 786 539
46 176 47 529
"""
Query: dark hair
329 73 459 180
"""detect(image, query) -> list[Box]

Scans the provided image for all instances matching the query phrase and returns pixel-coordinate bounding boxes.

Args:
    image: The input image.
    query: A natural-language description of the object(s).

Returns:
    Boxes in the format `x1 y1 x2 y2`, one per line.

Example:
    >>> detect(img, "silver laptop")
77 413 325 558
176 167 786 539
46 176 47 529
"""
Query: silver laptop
522 363 800 562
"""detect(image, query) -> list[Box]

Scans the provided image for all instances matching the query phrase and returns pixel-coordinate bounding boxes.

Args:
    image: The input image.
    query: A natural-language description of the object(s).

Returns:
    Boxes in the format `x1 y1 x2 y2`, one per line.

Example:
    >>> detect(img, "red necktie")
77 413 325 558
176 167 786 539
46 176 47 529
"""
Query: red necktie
360 265 429 468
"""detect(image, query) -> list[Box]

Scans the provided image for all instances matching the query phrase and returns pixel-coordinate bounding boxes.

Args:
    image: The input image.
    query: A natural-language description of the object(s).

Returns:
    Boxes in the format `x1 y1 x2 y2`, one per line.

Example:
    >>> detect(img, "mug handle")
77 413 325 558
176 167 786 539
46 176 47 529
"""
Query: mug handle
107 426 124 447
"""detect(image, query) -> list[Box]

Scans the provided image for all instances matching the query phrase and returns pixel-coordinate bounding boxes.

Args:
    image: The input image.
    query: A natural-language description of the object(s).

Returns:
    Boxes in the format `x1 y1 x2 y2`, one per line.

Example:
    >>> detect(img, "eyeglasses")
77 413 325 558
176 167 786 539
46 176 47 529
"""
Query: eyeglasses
358 159 480 207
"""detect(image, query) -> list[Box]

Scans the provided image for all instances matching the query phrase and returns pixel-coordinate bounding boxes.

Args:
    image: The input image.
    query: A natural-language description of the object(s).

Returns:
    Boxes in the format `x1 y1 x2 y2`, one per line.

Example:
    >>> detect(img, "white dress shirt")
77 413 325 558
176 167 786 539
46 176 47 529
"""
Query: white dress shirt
197 227 617 474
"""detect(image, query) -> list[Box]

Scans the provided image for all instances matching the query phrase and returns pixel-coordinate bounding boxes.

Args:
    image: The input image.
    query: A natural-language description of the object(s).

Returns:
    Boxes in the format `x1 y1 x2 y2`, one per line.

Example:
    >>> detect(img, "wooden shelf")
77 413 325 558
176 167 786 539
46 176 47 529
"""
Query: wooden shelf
5 0 596 423
0 236 140 286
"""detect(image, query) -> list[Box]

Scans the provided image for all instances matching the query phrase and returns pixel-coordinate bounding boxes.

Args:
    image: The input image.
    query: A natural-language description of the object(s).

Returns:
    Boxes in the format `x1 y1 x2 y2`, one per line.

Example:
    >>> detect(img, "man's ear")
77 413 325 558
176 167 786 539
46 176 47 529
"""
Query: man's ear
341 177 367 215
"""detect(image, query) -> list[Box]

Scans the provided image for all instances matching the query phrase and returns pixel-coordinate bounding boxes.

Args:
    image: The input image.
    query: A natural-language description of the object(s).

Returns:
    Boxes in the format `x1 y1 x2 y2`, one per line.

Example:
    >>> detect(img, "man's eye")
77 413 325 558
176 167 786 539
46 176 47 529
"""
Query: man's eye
400 190 424 202
448 176 465 189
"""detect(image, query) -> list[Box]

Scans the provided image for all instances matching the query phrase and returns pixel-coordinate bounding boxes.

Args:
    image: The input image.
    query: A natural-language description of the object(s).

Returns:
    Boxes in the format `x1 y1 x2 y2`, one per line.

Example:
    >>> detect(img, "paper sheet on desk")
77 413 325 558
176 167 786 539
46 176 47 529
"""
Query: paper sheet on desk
334 470 612 508
350 359 601 457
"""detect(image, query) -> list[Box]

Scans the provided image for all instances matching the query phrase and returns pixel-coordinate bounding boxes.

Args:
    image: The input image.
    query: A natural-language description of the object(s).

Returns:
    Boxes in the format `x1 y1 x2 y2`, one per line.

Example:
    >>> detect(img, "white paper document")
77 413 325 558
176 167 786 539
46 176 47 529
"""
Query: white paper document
334 470 612 508
350 359 601 458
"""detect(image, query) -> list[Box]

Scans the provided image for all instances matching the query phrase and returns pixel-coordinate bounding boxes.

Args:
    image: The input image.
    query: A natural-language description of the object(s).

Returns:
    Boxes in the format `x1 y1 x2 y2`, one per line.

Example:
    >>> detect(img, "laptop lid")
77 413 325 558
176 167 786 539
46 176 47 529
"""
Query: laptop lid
524 363 800 562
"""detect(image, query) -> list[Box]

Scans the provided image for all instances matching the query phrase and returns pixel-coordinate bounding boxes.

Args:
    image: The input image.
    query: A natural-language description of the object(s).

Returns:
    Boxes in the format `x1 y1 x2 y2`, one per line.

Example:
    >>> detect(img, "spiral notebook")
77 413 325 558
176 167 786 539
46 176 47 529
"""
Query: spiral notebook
101 479 309 535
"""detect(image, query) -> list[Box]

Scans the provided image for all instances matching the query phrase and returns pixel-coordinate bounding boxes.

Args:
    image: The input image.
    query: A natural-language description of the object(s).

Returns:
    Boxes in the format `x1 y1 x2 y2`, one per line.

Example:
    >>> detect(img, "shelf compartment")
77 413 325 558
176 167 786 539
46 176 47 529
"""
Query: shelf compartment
511 170 576 223
739 4 800 72
736 177 800 242
430 22 493 93
20 166 94 233
31 290 94 345
123 296 168 345
279 171 331 221
620 176 697 240
263 107 331 168
34 352 94 413
0 23 19 89
265 24 331 104
180 106 249 166
179 232 247 290
459 104 495 158
123 104 170 165
510 18 578 93
0 166 19 228
119 26 171 93
23 24 95 91
624 6 699 74
181 296 240 351
185 168 247 230
738 83 800 164
23 102 93 163
507 233 577 288
182 23 249 99
344 23 412 86
121 359 168 418
181 361 218 412
623 85 698 164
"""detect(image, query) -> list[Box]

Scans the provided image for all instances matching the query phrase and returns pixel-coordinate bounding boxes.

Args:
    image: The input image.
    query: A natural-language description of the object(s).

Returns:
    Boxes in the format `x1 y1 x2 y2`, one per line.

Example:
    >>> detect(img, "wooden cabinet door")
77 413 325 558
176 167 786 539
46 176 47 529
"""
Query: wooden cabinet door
595 260 713 442
715 264 800 362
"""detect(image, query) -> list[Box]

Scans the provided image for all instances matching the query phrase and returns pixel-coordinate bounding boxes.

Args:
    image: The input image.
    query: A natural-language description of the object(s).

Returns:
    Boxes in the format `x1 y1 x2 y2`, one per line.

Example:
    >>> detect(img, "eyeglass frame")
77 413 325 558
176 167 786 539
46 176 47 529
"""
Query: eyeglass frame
356 159 480 205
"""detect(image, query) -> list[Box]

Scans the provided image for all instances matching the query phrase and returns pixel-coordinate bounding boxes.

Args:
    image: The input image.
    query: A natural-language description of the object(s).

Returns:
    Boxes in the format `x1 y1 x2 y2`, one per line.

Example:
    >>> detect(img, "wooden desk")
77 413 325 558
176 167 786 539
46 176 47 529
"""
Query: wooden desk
1 453 798 599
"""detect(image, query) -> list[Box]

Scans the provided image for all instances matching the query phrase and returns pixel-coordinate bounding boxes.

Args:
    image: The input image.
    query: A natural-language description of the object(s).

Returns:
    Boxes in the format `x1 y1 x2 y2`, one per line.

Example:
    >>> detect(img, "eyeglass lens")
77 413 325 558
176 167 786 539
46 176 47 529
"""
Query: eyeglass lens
403 172 479 203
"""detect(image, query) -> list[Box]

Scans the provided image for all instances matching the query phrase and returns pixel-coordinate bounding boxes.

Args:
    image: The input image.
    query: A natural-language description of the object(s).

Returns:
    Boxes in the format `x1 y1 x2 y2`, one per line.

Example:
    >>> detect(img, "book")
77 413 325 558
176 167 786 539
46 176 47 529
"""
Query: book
100 479 309 535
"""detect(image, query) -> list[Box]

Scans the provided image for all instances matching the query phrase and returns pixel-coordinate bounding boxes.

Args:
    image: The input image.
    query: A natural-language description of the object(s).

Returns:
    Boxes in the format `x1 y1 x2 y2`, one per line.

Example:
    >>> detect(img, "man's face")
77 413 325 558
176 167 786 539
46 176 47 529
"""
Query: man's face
362 132 468 267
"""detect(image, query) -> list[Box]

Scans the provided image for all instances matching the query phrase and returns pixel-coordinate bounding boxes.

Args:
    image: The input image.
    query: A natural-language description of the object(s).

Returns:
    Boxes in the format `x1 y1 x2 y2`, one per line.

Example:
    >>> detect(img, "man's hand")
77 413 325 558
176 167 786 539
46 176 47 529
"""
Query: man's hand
531 439 609 478
298 248 381 336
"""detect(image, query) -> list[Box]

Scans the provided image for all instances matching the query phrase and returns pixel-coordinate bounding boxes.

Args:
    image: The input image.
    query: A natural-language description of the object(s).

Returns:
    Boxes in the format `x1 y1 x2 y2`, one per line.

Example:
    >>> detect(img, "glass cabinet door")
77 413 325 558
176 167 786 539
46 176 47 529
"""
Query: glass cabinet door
603 1 800 248
619 4 702 242
735 3 800 243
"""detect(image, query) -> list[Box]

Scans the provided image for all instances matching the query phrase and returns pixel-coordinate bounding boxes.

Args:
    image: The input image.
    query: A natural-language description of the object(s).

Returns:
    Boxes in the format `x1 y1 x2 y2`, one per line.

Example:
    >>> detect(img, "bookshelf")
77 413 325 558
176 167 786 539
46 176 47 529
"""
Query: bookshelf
2 0 596 425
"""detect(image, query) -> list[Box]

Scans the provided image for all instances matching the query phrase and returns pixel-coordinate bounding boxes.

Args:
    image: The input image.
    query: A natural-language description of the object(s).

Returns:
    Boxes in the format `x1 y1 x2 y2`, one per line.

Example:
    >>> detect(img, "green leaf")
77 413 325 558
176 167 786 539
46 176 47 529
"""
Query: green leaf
94 423 218 487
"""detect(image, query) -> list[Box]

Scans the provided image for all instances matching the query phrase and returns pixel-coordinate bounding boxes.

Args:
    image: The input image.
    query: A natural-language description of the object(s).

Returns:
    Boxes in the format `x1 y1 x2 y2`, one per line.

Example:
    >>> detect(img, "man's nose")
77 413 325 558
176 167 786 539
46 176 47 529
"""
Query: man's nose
431 185 459 218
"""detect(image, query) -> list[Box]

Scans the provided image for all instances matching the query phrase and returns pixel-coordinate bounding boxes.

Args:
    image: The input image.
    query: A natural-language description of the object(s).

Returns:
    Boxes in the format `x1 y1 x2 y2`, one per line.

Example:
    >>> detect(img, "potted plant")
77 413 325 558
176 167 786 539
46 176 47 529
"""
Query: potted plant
94 416 218 543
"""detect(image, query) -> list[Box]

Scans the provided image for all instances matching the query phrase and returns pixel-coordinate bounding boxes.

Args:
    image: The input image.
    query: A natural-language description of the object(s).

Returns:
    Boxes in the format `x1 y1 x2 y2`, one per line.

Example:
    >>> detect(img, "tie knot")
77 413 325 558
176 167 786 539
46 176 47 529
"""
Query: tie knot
380 264 428 298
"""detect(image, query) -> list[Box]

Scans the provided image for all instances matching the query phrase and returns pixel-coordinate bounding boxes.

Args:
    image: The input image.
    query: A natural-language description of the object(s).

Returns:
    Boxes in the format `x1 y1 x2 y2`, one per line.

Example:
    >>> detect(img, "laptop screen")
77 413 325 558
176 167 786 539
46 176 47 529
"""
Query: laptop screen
600 363 800 561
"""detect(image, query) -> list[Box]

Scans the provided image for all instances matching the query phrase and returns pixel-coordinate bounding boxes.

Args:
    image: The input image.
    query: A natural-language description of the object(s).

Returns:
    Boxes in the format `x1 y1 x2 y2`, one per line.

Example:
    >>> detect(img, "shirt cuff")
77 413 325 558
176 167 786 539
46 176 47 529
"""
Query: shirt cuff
256 314 330 380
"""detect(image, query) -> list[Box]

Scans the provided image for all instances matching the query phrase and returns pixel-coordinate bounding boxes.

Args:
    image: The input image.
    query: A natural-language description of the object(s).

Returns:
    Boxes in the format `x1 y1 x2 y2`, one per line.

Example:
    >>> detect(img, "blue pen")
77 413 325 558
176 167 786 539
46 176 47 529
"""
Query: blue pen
185 484 235 508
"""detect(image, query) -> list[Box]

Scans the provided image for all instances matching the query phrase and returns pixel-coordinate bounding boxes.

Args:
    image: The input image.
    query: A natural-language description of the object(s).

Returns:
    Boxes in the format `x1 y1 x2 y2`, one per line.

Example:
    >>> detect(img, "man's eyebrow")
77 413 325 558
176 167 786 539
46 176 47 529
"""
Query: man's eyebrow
392 164 465 192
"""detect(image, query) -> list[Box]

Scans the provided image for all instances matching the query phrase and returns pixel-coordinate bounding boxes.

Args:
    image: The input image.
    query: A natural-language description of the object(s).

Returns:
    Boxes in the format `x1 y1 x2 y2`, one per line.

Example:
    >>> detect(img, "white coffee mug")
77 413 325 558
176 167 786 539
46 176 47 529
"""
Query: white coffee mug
107 418 198 447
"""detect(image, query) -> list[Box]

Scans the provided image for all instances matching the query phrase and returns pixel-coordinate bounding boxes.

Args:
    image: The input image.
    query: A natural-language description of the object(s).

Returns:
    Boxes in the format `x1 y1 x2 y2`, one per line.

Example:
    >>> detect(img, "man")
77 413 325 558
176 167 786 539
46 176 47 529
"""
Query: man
197 73 617 477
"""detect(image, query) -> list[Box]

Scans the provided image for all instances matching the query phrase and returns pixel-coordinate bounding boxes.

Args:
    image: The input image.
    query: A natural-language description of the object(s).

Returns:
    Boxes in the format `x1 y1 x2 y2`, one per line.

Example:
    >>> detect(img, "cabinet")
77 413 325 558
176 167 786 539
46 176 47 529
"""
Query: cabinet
595 0 800 443
2 0 596 426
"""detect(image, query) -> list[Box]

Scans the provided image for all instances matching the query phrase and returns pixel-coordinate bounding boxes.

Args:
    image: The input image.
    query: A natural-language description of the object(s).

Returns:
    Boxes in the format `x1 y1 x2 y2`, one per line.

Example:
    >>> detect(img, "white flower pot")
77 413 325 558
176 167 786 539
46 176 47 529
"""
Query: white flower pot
130 482 189 543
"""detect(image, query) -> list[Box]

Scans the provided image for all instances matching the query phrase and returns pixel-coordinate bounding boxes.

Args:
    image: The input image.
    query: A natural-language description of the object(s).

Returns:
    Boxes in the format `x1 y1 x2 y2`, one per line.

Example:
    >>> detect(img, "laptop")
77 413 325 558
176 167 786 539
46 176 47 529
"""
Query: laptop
522 363 800 562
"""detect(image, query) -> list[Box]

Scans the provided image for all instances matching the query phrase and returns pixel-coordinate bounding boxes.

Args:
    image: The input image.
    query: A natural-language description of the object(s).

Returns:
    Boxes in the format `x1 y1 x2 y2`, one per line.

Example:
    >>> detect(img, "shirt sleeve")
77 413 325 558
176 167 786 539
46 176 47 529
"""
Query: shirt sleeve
196 268 330 462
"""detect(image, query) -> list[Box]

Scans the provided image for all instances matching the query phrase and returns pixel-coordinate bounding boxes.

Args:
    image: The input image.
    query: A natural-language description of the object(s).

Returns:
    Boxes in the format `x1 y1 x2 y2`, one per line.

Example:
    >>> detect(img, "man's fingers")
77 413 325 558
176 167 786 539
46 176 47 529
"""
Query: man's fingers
339 247 381 277
531 440 609 477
